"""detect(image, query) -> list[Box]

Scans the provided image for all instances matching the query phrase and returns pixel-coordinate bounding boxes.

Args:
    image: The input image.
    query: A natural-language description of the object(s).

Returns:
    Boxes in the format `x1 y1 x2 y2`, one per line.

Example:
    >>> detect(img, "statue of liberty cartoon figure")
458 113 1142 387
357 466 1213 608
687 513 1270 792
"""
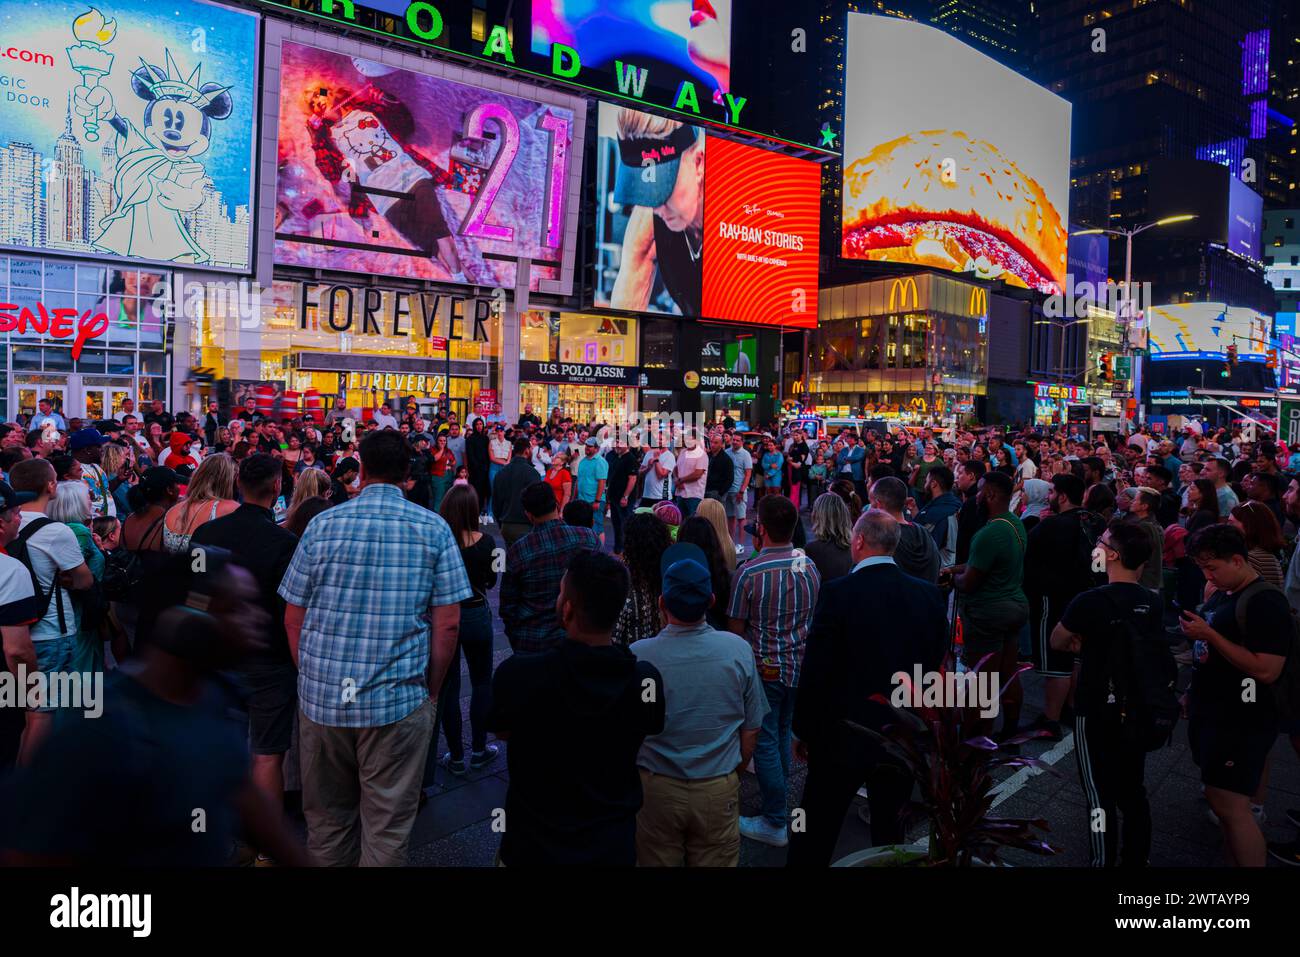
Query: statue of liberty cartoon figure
71 26 234 264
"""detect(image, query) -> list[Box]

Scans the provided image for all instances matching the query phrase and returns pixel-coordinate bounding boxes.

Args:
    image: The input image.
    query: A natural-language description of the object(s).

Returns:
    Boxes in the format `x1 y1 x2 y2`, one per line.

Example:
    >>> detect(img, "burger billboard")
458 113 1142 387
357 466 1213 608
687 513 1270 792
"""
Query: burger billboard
840 15 1071 296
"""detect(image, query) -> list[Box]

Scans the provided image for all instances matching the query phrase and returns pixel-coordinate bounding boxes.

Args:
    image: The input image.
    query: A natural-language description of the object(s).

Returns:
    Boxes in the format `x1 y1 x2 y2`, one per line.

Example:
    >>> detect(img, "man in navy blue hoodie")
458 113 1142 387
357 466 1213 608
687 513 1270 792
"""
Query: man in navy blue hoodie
916 465 962 567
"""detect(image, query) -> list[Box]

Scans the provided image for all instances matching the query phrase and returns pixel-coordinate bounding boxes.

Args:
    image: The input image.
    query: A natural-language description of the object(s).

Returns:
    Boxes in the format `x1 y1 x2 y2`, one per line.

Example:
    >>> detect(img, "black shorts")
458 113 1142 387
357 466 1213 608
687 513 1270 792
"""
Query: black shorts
386 178 452 253
243 663 298 756
1187 716 1274 797
1031 594 1075 678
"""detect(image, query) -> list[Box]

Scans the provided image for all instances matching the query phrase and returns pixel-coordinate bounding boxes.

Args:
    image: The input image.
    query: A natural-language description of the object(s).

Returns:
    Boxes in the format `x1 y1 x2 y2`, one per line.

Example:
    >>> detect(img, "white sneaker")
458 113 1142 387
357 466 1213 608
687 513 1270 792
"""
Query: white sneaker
739 815 789 848
735 543 746 555
483 515 494 525
1205 803 1266 826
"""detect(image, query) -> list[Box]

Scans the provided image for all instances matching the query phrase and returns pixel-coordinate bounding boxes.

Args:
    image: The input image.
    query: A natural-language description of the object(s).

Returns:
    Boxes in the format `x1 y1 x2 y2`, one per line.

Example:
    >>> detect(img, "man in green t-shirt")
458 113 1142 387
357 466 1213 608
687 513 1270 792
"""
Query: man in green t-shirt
942 471 1029 744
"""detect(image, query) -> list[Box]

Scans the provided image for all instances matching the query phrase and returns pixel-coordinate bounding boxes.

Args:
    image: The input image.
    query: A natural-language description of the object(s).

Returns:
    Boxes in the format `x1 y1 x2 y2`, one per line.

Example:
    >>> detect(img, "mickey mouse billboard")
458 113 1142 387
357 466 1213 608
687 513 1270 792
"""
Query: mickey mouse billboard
0 0 259 270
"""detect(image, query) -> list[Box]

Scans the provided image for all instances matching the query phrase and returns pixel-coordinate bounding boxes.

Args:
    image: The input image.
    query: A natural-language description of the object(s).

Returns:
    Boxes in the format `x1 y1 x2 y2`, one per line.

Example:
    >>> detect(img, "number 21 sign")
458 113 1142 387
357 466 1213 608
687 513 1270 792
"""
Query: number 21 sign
274 40 579 292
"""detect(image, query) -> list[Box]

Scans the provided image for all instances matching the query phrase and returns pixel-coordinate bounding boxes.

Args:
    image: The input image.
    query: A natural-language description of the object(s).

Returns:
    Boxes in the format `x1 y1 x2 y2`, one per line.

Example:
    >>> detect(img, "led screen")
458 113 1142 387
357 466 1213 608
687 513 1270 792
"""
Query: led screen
840 15 1071 295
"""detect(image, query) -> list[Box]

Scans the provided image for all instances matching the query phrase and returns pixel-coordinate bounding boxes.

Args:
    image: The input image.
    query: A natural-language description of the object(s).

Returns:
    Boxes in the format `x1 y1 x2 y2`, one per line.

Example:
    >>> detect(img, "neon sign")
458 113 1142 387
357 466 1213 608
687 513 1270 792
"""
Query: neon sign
254 0 823 150
0 302 110 359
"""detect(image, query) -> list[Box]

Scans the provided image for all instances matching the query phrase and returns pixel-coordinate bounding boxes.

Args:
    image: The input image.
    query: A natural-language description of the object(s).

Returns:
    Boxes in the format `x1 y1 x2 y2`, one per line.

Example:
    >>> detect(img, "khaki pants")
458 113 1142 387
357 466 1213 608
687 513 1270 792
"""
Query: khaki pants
636 769 740 867
299 699 434 867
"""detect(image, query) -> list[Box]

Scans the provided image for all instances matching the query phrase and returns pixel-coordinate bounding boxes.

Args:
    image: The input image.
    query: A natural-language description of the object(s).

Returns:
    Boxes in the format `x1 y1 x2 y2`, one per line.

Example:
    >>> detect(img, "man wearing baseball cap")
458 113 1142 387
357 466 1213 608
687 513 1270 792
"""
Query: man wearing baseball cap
67 427 113 519
607 109 704 316
575 437 609 543
629 543 768 867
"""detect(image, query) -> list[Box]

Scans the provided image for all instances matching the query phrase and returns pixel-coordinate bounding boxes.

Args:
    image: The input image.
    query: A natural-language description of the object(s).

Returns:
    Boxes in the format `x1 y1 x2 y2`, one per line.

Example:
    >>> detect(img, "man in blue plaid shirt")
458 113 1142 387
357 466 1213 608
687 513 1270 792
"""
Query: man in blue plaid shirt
281 431 470 866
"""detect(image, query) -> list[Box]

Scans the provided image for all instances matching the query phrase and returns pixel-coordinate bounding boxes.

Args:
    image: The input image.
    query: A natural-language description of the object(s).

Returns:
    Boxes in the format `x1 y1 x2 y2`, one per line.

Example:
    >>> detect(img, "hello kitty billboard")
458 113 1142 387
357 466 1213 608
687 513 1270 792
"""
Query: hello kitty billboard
273 39 581 292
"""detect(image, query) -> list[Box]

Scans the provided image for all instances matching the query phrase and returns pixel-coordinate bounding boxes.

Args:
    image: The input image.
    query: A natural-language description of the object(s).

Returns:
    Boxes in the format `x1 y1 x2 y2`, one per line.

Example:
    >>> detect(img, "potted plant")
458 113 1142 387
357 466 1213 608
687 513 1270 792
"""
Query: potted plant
833 662 1059 867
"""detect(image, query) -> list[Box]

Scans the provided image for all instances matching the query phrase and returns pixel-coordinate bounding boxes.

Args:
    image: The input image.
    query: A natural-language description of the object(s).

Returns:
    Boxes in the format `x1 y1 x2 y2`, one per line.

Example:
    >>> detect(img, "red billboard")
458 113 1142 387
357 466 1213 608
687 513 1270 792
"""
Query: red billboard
703 137 820 328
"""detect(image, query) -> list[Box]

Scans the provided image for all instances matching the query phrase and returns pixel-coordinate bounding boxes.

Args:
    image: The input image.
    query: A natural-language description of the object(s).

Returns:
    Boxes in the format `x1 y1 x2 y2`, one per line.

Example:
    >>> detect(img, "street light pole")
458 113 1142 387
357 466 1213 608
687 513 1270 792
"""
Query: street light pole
1072 214 1196 430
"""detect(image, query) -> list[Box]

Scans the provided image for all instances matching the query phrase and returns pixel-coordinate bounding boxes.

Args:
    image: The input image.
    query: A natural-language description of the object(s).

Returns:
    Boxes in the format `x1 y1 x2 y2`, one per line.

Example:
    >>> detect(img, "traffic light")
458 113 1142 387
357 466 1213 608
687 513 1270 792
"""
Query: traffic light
1227 343 1238 369
1097 353 1112 381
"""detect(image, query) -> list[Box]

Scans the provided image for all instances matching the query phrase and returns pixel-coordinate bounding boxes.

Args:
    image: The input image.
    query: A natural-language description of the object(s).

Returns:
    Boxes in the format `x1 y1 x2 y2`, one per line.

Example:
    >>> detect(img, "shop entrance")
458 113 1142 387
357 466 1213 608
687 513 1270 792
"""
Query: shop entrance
13 377 69 420
79 378 134 420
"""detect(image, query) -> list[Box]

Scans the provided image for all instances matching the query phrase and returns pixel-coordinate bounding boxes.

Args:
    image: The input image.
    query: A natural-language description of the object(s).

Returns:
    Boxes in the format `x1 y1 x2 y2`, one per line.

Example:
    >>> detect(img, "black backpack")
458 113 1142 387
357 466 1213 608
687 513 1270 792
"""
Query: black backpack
1233 579 1300 724
7 517 67 635
1103 589 1180 751
1075 509 1108 589
101 513 166 604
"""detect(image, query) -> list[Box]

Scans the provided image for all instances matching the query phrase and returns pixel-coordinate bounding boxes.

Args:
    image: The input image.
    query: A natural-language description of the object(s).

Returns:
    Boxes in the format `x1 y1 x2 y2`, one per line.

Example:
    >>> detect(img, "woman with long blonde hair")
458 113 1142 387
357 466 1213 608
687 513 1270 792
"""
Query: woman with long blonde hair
99 442 133 516
285 467 332 530
696 496 736 572
162 453 238 554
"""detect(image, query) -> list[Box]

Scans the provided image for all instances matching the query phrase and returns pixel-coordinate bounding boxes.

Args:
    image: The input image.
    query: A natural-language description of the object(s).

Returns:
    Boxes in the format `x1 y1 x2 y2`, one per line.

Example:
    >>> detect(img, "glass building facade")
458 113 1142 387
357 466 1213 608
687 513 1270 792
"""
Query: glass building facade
1 254 173 422
809 273 989 423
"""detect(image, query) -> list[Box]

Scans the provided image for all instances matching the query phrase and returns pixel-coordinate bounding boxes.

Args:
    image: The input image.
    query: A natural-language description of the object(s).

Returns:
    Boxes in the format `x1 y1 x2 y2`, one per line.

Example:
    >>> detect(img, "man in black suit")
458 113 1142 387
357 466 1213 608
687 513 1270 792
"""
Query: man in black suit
190 454 300 817
787 509 949 867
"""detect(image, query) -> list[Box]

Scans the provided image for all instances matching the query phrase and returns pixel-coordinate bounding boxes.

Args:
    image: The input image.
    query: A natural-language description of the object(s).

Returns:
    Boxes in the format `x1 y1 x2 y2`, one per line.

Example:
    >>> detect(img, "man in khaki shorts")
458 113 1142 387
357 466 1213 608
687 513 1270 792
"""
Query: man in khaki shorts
630 543 768 866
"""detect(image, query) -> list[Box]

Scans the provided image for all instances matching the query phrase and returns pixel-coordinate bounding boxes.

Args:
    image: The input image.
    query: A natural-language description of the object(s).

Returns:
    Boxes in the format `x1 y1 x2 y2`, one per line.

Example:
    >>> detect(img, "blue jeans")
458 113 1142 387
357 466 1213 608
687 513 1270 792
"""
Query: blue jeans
755 680 796 827
677 496 702 519
486 463 503 517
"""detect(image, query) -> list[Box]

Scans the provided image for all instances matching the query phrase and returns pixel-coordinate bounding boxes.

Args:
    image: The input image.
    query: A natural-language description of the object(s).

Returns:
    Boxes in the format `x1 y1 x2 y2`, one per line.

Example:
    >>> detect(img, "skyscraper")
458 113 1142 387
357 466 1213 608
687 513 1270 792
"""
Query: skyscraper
46 97 92 252
1262 1 1299 208
0 142 44 249
1036 0 1270 230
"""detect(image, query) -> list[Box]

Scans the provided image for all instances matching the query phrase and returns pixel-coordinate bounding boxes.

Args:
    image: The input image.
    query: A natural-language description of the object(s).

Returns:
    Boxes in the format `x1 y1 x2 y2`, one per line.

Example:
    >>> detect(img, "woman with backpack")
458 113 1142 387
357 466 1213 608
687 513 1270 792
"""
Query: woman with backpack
46 481 106 676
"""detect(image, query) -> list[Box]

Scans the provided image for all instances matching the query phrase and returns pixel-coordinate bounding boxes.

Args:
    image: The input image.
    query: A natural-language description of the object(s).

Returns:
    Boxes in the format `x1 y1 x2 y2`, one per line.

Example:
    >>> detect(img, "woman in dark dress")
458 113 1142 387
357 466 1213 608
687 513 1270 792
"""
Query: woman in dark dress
465 418 491 521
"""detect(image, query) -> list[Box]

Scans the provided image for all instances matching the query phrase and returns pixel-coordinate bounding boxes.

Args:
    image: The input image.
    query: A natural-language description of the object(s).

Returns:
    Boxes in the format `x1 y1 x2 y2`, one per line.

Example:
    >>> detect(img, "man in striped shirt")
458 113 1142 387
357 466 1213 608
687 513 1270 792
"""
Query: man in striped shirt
727 494 820 848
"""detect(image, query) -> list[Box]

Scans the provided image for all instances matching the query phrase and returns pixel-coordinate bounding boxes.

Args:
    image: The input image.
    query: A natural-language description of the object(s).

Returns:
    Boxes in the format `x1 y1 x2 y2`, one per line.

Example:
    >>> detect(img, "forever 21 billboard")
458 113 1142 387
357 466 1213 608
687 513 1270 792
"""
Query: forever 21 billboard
273 38 583 293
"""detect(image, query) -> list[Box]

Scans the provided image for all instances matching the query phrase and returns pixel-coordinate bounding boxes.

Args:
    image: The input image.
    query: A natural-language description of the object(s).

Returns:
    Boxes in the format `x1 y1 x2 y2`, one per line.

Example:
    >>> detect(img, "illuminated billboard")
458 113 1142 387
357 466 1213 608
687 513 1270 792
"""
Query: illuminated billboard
0 0 259 271
1147 302 1270 362
273 40 581 291
840 15 1071 295
593 103 819 327
532 0 732 105
1228 176 1263 261
1276 312 1299 391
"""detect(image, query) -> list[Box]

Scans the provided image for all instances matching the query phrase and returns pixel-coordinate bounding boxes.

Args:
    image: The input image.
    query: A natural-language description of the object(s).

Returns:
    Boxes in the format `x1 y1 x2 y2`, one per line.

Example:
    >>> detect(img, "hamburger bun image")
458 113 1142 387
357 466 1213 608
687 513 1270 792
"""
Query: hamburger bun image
842 129 1067 295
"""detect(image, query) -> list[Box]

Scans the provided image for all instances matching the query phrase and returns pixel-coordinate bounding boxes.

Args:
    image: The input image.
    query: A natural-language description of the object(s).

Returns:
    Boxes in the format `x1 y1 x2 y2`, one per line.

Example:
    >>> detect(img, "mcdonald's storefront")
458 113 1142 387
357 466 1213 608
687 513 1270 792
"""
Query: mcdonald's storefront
809 273 990 424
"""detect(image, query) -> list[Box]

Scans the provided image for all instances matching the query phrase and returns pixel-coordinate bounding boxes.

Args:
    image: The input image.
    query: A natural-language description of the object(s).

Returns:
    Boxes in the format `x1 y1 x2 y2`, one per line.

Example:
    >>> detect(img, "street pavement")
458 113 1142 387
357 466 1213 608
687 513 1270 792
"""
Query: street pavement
399 517 1300 868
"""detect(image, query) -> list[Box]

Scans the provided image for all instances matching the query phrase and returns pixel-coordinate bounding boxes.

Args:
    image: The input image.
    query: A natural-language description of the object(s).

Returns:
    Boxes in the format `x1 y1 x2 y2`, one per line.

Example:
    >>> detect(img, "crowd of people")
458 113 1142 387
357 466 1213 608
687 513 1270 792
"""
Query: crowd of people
0 393 1297 869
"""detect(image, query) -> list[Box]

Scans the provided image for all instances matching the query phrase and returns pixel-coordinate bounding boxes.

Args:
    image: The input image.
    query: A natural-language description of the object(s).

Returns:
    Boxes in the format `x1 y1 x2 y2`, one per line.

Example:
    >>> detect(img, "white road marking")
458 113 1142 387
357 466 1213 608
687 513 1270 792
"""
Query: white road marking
989 732 1075 809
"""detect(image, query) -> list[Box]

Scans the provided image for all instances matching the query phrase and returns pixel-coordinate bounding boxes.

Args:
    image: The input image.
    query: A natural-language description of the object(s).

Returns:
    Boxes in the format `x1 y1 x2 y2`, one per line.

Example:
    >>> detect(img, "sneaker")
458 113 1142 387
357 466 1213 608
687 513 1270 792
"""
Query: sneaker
735 543 746 555
1206 803 1267 826
739 815 789 848
1287 808 1300 829
1268 841 1300 867
1027 713 1063 743
439 752 467 777
469 744 500 771
254 854 277 867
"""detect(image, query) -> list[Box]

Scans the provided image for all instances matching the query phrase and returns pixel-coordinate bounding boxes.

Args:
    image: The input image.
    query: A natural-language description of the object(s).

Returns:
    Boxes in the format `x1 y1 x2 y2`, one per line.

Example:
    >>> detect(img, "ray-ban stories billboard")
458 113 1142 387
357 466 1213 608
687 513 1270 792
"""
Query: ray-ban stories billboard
273 38 583 292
